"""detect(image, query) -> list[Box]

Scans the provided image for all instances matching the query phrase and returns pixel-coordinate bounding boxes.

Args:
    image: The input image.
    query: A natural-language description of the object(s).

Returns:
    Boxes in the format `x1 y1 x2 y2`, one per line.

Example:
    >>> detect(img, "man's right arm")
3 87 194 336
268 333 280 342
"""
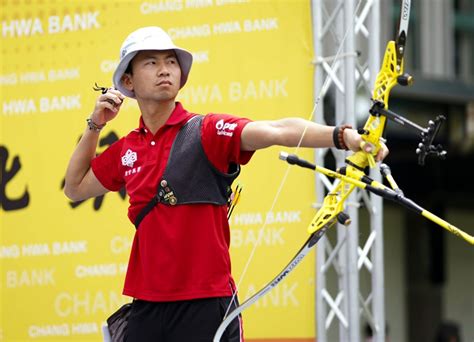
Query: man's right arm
64 88 124 201
64 128 108 201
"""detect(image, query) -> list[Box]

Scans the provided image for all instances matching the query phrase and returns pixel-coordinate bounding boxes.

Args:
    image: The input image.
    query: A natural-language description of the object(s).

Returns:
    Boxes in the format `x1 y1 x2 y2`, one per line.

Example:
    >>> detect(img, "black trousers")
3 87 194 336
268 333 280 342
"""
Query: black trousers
124 296 243 342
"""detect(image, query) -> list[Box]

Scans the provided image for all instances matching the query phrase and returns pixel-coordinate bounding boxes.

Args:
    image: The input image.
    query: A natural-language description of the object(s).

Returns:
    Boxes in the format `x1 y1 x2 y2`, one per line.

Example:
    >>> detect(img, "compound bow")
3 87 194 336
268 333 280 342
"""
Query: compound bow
213 0 473 340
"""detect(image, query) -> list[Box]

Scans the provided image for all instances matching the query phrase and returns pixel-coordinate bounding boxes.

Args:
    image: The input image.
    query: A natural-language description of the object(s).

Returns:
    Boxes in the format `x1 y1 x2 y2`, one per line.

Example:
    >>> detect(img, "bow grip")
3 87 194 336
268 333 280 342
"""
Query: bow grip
360 140 377 168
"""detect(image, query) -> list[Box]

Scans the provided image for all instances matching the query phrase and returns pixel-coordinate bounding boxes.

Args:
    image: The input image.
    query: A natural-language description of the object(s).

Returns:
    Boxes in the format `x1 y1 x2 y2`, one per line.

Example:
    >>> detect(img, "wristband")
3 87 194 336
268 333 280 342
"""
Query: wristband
86 118 106 132
332 124 352 150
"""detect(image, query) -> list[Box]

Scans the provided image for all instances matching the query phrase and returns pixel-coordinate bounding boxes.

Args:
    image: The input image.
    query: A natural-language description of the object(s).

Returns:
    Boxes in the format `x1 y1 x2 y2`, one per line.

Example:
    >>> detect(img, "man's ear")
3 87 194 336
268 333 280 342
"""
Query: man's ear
121 73 134 92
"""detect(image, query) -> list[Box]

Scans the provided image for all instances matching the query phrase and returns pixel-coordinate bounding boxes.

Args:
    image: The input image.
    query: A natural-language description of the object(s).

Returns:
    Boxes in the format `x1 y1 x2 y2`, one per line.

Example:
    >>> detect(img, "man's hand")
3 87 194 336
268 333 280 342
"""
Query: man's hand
344 128 389 162
90 88 125 126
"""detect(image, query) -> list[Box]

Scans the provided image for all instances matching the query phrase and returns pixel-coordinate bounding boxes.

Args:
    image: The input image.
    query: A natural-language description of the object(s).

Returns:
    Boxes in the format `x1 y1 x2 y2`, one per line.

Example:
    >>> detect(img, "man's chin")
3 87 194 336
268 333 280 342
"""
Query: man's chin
138 93 177 103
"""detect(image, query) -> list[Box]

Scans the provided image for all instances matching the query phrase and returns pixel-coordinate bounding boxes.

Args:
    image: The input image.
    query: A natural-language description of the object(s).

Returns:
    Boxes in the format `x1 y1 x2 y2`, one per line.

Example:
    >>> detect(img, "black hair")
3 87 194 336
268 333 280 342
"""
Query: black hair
124 62 133 75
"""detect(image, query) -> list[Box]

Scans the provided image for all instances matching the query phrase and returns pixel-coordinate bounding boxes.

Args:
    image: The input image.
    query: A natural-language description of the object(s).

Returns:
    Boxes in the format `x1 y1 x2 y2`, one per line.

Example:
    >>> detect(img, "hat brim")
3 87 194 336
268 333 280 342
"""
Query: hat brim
113 52 139 98
113 48 193 99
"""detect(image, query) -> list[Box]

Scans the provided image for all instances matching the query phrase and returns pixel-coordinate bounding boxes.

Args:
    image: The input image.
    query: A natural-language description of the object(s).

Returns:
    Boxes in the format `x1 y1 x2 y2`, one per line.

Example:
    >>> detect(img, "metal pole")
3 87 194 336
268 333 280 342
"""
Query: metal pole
368 1 385 341
343 0 360 341
335 2 349 340
312 1 328 341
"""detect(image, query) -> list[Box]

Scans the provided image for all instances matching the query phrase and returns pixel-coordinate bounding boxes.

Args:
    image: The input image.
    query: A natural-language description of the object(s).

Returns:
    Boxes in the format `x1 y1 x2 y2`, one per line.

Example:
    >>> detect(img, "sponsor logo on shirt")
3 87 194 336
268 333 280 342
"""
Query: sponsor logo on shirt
215 119 237 137
121 149 137 167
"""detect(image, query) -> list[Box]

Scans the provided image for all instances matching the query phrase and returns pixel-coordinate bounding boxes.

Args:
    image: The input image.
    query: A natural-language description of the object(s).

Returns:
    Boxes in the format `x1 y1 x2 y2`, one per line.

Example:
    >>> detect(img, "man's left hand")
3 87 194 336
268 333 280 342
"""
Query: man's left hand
344 128 389 162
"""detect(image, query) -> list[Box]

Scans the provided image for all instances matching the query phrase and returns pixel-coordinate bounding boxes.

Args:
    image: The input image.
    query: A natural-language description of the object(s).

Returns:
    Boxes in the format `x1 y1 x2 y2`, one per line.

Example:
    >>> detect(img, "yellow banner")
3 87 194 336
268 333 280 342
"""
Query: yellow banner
1 0 315 340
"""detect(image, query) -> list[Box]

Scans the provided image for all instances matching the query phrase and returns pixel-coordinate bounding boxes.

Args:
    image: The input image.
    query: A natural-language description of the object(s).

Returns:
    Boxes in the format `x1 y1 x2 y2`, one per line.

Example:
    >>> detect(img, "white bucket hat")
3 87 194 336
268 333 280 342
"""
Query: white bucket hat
113 26 193 98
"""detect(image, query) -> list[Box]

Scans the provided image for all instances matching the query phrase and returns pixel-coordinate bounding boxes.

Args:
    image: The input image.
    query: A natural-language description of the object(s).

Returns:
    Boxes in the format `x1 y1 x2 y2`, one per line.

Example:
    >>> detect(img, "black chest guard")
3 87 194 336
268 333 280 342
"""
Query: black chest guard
134 115 240 228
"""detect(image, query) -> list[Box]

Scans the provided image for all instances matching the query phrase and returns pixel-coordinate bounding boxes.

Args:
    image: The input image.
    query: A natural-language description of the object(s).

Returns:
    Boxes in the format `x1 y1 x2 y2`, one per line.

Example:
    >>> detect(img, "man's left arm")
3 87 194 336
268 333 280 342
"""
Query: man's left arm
240 118 388 161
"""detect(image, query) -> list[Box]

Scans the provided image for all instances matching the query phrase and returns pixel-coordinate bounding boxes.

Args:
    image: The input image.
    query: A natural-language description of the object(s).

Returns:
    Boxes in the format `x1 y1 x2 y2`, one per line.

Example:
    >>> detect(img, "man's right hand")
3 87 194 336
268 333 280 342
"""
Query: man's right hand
90 88 125 125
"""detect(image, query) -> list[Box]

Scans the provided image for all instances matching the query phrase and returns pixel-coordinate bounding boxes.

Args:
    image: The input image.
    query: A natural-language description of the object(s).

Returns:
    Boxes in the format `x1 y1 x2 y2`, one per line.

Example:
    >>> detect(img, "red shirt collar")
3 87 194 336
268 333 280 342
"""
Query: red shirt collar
138 102 190 132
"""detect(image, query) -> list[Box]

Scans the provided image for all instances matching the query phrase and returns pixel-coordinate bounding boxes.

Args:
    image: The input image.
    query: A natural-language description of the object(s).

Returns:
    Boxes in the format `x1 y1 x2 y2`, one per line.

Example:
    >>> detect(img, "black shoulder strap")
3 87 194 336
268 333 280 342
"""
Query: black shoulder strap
134 195 159 229
133 116 198 229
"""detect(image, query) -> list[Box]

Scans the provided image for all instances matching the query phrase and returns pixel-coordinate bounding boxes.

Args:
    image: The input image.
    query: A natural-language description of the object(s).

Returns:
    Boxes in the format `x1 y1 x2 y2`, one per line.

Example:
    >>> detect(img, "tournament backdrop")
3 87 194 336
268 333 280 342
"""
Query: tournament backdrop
0 0 317 341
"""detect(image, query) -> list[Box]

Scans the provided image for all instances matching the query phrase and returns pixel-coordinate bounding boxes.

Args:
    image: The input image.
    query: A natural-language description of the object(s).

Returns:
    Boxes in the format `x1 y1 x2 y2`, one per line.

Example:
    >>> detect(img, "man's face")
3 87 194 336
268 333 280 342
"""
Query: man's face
123 50 182 102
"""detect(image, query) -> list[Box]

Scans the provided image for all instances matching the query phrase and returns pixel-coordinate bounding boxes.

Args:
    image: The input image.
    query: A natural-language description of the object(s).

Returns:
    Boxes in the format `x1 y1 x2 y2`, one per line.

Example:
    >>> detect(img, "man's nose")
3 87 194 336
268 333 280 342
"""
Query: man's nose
157 62 170 77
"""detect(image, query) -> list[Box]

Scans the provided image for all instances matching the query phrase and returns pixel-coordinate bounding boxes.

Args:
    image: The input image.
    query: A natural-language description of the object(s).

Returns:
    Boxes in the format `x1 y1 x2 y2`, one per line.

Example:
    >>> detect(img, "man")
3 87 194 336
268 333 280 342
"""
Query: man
64 27 387 342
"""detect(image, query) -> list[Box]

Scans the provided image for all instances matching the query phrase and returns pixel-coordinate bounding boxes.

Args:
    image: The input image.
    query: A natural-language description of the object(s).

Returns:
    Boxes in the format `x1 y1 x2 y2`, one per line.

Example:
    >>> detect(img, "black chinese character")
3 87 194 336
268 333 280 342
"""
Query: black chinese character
1 145 30 211
61 131 126 211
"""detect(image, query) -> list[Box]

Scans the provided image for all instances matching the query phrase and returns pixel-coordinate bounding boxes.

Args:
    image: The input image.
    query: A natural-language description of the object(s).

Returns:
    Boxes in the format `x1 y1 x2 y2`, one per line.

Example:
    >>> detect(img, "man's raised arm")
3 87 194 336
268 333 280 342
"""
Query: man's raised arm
64 88 124 201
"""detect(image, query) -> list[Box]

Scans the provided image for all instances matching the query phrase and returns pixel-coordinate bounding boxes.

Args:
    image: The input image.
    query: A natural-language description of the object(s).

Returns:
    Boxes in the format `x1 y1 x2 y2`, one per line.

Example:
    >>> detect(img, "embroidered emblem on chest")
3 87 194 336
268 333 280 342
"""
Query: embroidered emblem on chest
121 149 137 168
